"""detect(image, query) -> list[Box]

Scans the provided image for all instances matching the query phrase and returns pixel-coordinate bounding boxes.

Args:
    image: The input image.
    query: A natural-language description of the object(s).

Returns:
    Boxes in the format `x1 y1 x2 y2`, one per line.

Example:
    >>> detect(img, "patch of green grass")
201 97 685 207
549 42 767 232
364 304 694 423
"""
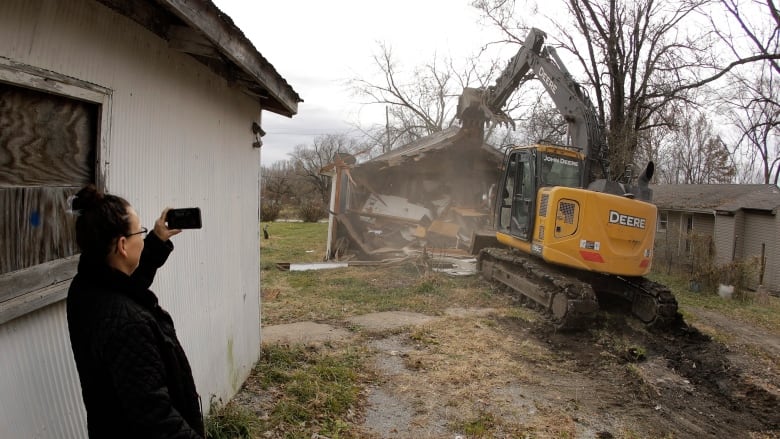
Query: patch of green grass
249 344 367 437
263 258 505 325
260 222 329 265
260 222 517 324
409 326 440 346
205 399 261 439
456 411 497 437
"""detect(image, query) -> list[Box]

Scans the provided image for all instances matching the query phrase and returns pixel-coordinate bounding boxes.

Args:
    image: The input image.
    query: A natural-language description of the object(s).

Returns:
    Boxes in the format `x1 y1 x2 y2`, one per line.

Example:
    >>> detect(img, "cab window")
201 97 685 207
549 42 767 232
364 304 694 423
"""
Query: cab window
540 153 582 187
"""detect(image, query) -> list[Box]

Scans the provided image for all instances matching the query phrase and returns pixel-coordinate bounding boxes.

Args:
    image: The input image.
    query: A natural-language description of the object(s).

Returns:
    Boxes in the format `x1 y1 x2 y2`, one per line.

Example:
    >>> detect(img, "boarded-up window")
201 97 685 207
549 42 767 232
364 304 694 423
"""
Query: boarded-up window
0 83 97 275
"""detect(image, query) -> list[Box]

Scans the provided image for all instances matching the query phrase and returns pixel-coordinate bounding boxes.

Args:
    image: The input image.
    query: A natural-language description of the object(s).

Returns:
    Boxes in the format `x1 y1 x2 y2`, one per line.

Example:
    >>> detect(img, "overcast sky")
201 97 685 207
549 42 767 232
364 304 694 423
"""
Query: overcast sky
212 0 505 165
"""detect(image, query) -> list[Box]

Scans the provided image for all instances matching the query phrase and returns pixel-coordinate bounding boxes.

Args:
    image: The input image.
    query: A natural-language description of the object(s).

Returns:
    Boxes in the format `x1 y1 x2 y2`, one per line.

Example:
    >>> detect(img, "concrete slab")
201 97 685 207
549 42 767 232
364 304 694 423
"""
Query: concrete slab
347 311 439 332
444 307 497 318
261 322 352 345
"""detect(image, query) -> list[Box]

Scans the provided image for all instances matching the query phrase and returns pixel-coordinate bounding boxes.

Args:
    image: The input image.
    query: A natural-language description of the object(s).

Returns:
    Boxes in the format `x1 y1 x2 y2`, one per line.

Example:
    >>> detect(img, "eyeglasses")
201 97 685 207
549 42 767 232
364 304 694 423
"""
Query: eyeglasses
125 227 148 238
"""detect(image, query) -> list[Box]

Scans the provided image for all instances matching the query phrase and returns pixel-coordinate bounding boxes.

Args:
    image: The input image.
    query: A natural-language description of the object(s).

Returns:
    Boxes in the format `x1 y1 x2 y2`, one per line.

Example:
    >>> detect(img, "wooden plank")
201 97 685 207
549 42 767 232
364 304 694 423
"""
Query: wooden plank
0 256 79 303
427 220 461 238
0 280 70 325
0 84 96 187
0 188 81 274
93 0 171 39
167 25 221 59
0 56 112 103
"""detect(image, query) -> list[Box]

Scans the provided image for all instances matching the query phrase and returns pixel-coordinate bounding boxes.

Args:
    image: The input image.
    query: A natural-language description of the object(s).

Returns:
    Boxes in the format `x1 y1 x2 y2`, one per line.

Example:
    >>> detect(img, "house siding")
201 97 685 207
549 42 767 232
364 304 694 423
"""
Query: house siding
653 210 715 271
741 213 779 291
734 210 746 261
658 209 779 292
1 0 263 437
714 213 737 264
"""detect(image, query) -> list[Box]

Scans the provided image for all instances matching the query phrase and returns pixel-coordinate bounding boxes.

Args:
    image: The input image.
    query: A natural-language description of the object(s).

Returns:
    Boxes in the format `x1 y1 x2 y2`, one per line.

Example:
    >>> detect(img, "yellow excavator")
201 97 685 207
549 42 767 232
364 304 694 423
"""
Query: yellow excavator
458 28 679 329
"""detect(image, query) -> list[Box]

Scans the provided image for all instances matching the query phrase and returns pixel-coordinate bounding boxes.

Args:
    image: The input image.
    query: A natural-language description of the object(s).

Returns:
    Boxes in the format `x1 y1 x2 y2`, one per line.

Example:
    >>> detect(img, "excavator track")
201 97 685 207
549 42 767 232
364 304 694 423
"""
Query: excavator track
592 275 680 329
478 248 600 329
478 247 680 330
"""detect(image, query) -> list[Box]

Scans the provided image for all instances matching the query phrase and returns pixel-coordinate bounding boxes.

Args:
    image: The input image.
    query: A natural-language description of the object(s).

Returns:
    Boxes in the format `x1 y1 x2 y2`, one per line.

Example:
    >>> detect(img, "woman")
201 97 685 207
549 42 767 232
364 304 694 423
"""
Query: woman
66 185 204 439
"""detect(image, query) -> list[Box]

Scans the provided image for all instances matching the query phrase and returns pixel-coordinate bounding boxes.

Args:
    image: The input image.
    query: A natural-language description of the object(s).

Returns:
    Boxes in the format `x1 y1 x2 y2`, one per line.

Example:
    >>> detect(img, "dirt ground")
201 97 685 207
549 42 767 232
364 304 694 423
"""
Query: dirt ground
257 304 779 438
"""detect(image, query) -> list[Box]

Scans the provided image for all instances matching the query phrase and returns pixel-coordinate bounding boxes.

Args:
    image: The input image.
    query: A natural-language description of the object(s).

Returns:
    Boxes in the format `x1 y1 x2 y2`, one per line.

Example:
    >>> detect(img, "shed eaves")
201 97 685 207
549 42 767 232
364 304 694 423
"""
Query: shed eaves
650 184 780 213
95 0 302 117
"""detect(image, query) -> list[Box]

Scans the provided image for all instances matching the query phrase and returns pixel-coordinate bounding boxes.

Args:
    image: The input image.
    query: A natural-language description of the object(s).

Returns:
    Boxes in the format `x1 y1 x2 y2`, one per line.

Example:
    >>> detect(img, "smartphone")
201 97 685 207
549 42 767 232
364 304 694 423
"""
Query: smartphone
166 207 202 229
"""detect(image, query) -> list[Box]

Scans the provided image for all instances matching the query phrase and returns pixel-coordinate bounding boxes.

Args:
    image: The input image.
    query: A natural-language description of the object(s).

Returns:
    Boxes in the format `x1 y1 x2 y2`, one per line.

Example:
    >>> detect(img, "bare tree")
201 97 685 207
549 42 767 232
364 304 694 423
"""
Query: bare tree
726 66 780 183
671 112 736 183
475 0 779 179
521 95 567 145
261 160 296 207
290 134 363 204
479 0 718 176
351 43 507 151
710 0 780 76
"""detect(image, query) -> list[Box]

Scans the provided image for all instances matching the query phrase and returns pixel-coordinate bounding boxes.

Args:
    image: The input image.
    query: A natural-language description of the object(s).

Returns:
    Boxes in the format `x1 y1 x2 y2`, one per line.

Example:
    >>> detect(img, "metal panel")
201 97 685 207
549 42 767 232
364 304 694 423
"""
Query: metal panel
0 303 87 439
0 0 263 436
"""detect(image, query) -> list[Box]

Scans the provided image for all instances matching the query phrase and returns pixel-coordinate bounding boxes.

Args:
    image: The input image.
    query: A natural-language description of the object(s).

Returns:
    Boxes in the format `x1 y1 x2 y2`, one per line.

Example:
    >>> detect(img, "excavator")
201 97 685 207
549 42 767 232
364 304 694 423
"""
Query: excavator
457 28 679 329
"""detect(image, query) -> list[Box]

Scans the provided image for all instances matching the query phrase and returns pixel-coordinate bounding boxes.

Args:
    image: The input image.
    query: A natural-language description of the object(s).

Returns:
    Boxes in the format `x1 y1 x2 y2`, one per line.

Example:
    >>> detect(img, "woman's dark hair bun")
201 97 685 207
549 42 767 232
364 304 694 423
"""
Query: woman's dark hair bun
72 184 131 259
72 184 103 212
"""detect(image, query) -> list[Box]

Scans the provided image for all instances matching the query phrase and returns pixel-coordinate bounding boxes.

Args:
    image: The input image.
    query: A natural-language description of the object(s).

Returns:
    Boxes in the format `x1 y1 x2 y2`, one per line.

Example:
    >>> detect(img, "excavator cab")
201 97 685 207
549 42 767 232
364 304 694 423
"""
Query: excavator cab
496 145 584 243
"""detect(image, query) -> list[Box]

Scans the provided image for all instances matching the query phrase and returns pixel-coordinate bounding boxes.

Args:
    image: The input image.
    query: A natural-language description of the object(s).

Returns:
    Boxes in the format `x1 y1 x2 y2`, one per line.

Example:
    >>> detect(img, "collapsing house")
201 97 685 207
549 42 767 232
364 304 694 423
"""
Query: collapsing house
322 127 503 261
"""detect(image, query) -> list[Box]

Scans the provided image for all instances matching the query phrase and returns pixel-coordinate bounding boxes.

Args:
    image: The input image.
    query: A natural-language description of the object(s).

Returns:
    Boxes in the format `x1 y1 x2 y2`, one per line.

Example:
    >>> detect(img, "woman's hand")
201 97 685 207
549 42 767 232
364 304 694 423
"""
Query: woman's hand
153 208 182 241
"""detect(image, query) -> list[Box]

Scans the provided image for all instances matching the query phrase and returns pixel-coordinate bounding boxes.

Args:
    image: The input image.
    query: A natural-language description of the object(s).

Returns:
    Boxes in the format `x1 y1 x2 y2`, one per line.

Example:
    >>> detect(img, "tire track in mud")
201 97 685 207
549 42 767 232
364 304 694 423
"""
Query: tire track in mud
531 317 780 437
651 323 780 434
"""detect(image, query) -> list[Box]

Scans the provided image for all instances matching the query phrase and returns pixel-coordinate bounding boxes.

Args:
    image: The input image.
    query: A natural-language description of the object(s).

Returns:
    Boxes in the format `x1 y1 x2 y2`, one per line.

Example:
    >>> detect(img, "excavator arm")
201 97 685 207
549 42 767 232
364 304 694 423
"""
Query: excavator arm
456 28 608 185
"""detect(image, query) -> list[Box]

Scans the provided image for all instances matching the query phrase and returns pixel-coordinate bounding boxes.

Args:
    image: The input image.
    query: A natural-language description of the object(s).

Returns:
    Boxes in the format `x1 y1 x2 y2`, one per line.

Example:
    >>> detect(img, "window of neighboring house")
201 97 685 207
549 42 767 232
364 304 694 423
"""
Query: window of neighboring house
657 211 668 232
0 60 110 324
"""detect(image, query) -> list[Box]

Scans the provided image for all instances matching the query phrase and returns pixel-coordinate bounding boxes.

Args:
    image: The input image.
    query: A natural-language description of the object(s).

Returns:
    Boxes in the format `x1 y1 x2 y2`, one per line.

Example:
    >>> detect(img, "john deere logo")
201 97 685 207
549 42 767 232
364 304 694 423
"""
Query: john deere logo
609 210 646 229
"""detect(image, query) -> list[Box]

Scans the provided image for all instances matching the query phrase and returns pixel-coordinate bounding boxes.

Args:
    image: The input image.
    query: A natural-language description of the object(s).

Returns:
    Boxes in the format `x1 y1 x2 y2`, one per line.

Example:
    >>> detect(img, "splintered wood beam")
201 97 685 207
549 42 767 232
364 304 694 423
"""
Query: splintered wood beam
167 25 221 59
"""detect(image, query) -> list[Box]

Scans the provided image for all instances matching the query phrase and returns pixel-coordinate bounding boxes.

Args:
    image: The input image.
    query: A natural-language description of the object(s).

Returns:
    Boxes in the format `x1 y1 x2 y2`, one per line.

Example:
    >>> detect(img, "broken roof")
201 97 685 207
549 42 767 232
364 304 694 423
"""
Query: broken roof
95 0 301 117
364 127 503 168
651 184 780 214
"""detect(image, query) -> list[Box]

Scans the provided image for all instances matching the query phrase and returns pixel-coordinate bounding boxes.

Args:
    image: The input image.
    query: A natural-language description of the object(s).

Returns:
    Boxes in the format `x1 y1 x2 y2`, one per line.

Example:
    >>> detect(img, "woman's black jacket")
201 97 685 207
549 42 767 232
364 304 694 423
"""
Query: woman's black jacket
67 233 204 439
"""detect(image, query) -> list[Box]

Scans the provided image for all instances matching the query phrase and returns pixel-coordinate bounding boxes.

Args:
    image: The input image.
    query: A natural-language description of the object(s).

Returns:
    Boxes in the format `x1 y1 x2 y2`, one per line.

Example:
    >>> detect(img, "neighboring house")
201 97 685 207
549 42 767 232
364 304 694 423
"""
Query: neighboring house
0 1 300 437
651 184 780 292
322 127 503 261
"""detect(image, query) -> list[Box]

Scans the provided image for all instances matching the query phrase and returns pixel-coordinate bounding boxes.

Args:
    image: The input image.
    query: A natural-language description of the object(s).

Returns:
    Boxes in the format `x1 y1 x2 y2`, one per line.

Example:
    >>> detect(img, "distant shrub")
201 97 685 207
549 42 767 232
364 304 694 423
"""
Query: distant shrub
298 200 326 223
261 202 281 222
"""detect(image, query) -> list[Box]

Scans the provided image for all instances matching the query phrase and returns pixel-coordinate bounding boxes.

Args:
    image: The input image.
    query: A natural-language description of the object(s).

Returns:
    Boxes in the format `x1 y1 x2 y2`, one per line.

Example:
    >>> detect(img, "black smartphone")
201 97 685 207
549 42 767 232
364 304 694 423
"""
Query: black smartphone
166 207 202 229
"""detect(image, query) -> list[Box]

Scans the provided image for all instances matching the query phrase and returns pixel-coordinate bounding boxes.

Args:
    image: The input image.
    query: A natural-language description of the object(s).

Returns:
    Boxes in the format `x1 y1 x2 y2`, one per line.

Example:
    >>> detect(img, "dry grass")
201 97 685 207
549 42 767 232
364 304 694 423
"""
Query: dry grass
364 313 567 436
235 223 780 438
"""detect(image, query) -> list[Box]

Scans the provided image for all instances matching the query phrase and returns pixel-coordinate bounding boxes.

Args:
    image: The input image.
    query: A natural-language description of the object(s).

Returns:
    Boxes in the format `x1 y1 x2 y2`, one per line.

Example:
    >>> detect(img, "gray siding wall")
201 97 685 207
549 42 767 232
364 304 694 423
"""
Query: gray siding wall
692 213 714 235
654 210 715 263
734 210 746 260
741 213 779 291
714 213 737 264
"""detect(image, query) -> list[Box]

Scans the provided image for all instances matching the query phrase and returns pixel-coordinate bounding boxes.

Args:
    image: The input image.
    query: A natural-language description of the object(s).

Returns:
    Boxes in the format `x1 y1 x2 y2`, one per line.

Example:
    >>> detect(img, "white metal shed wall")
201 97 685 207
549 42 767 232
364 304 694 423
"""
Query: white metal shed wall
0 0 263 437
